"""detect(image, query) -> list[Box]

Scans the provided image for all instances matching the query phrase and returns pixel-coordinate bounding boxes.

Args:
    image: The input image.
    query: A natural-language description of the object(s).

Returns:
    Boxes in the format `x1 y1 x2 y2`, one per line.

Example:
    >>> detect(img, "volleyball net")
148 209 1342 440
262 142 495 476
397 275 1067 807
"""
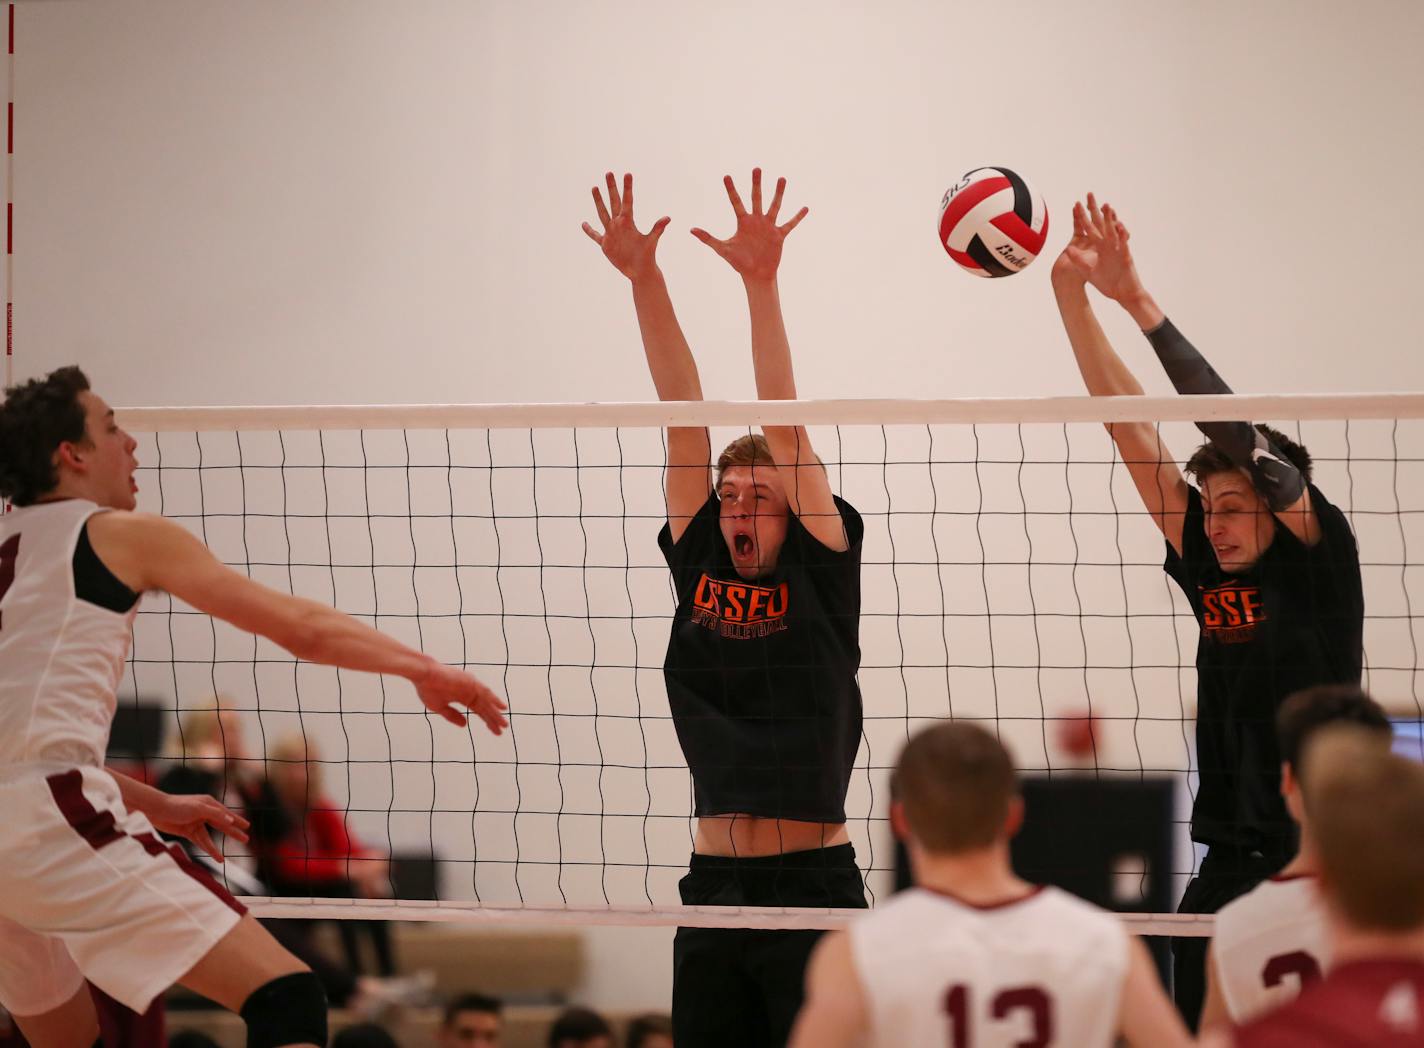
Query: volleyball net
114 394 1424 936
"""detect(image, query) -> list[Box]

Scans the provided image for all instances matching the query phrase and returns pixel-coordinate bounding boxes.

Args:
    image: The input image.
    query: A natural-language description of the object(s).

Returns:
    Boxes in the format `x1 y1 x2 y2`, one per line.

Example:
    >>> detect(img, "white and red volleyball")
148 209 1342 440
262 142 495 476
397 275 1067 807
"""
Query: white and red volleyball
938 167 1049 278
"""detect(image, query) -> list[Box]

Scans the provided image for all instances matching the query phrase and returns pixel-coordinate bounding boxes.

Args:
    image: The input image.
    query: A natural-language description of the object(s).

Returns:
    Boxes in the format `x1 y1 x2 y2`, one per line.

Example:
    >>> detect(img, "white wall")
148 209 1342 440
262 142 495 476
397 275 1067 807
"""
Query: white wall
10 0 1424 1015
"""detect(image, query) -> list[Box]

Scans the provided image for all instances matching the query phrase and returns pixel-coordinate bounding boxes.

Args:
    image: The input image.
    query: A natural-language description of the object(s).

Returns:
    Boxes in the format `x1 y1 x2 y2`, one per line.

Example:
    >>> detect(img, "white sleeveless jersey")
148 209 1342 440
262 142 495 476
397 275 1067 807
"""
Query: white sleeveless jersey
0 500 139 769
850 885 1129 1048
1214 873 1329 1023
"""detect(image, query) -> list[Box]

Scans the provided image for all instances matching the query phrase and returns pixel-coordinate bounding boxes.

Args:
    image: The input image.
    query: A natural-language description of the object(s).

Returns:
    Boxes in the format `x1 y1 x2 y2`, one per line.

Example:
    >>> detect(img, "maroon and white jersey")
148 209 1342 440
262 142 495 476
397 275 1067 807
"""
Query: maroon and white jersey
849 885 1128 1047
0 500 138 769
1215 873 1329 1022
1232 958 1424 1046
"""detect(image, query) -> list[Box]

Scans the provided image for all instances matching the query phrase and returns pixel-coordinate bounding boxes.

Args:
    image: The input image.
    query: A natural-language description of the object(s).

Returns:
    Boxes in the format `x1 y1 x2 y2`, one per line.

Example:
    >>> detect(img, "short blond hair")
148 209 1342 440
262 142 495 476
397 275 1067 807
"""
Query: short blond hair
715 434 776 488
1307 727 1424 932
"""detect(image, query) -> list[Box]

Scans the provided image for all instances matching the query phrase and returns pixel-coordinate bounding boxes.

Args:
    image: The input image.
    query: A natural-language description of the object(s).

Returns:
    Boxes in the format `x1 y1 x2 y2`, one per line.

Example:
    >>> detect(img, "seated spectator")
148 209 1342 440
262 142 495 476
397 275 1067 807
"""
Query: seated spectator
332 1022 401 1048
167 1033 223 1048
438 992 503 1047
160 701 256 804
625 1014 672 1048
548 1007 613 1048
255 735 397 979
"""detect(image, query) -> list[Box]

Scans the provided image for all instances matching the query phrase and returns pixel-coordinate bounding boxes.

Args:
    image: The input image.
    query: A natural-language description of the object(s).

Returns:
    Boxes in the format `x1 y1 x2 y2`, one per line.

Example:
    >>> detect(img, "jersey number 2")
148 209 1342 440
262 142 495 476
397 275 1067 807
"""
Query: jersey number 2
0 533 20 630
1262 950 1322 992
945 983 1054 1047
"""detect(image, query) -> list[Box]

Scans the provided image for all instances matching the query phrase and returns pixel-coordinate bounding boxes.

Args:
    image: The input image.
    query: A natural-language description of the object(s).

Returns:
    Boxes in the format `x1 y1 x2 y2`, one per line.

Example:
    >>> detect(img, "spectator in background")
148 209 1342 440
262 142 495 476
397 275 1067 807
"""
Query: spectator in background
167 1032 224 1048
548 1007 613 1048
625 1013 673 1048
332 1021 401 1048
255 735 397 979
437 992 502 1047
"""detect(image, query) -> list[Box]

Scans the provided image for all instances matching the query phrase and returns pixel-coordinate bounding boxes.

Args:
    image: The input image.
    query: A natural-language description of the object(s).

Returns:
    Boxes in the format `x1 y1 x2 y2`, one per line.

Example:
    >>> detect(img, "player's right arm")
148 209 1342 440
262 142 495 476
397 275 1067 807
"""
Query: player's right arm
86 512 508 734
1201 941 1232 1031
787 930 868 1048
583 171 711 543
1052 198 1188 554
1116 937 1193 1047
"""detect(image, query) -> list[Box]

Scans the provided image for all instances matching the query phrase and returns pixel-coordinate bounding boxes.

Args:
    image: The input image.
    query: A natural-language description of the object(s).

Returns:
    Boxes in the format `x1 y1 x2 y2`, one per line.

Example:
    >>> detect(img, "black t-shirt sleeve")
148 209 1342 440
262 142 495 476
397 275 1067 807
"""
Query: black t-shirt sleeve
658 494 724 590
787 496 864 602
1294 483 1363 600
1164 485 1207 593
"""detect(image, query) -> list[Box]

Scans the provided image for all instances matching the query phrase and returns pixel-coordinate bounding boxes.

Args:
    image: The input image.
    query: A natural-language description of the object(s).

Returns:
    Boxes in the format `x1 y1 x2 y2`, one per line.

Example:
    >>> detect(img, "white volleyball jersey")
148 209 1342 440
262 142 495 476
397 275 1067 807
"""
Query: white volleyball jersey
0 500 139 770
850 885 1129 1048
1214 873 1329 1023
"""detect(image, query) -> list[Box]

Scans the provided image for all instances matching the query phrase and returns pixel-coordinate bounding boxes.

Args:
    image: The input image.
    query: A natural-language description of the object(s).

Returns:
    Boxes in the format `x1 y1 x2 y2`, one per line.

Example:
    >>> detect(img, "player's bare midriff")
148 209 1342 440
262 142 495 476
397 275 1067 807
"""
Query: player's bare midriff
694 814 850 857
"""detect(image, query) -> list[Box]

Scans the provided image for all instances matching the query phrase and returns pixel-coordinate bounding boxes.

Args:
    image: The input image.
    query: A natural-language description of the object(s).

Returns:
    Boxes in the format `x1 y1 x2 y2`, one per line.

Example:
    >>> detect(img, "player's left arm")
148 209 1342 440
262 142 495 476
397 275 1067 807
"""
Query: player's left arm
108 767 251 863
693 169 848 552
787 930 869 1048
1116 937 1193 1048
1078 199 1320 546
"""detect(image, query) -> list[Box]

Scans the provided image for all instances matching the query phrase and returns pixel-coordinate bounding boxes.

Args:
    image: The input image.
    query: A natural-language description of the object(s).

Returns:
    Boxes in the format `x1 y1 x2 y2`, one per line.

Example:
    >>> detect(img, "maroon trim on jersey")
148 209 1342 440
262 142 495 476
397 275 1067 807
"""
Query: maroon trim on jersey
1268 871 1317 883
918 883 1048 911
46 770 248 917
47 769 125 848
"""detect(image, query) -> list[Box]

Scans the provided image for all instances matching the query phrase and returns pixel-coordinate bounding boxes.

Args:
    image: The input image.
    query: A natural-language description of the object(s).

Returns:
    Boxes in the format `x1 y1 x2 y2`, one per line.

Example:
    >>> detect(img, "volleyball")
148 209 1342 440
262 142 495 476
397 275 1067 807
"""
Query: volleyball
938 166 1049 278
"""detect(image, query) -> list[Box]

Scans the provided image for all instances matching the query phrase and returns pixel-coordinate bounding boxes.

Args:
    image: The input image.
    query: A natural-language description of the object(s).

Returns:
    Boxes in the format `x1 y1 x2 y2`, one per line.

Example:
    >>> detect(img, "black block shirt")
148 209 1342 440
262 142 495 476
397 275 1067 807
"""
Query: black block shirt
1165 483 1363 850
658 493 864 822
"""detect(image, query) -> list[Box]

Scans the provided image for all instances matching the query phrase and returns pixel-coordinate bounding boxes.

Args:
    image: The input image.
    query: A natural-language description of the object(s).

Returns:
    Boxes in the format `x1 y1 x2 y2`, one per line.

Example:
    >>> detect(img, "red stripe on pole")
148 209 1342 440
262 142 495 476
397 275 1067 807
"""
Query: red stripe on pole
938 177 1011 247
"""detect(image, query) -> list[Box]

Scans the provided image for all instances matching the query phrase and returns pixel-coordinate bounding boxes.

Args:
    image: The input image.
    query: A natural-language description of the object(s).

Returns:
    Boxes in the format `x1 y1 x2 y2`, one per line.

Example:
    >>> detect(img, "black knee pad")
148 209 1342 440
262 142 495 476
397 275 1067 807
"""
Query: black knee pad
239 971 328 1048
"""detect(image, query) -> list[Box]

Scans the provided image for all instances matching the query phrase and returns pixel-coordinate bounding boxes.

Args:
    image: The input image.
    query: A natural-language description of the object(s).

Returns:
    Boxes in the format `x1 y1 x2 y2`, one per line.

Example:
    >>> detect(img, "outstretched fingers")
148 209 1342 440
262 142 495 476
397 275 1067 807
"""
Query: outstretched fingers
591 185 612 230
778 205 809 236
723 174 748 217
766 176 787 221
605 171 623 215
690 226 726 256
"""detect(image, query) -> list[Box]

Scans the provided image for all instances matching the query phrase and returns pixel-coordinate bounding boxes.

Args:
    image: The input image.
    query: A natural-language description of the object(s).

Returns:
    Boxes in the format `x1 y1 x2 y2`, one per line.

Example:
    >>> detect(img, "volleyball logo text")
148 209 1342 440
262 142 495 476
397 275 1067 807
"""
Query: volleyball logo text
690 575 790 639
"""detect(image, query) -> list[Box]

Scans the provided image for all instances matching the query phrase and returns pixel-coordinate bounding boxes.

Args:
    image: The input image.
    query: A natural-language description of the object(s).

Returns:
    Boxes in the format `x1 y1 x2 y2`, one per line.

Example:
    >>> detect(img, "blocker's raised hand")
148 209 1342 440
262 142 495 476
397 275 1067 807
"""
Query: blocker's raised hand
582 172 670 282
1058 192 1148 306
692 168 808 283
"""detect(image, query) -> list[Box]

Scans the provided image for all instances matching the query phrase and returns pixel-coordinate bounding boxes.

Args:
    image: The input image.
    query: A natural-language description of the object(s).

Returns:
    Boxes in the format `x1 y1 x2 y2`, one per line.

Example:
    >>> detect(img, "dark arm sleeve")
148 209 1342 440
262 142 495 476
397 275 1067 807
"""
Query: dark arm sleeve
1146 318 1305 511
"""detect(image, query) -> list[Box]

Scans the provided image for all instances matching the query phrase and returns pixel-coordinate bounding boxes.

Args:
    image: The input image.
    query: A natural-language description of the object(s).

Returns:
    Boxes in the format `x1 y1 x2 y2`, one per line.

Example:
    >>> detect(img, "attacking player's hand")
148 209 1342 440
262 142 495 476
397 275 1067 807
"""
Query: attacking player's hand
582 172 670 282
692 168 808 284
146 793 251 865
1058 193 1147 305
417 662 509 735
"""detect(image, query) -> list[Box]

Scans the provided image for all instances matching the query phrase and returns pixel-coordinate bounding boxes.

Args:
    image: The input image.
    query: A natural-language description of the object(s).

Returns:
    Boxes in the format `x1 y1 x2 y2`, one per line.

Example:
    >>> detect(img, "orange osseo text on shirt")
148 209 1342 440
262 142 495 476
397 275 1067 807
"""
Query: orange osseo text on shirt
1200 582 1267 644
690 574 791 640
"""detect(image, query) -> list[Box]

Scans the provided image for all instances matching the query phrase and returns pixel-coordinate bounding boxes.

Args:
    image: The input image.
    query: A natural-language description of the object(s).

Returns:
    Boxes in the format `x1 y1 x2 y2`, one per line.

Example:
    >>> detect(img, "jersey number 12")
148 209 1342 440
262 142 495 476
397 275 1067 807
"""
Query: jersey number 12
945 983 1054 1047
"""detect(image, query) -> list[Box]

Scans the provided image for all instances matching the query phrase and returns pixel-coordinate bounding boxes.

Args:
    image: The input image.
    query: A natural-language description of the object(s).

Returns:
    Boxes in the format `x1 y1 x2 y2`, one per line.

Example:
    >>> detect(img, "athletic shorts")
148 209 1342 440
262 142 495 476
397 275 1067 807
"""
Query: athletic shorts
0 765 246 1015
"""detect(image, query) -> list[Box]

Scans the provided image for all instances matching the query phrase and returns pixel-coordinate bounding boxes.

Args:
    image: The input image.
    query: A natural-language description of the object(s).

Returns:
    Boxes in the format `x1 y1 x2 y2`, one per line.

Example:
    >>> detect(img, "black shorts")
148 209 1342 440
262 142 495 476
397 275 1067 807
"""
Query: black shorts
672 843 866 1048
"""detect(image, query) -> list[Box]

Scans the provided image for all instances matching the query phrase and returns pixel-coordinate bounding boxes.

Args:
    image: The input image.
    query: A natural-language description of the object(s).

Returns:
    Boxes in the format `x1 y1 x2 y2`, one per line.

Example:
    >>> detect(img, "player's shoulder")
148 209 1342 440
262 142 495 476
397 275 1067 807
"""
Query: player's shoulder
1217 875 1316 927
85 509 174 539
1236 959 1424 1045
